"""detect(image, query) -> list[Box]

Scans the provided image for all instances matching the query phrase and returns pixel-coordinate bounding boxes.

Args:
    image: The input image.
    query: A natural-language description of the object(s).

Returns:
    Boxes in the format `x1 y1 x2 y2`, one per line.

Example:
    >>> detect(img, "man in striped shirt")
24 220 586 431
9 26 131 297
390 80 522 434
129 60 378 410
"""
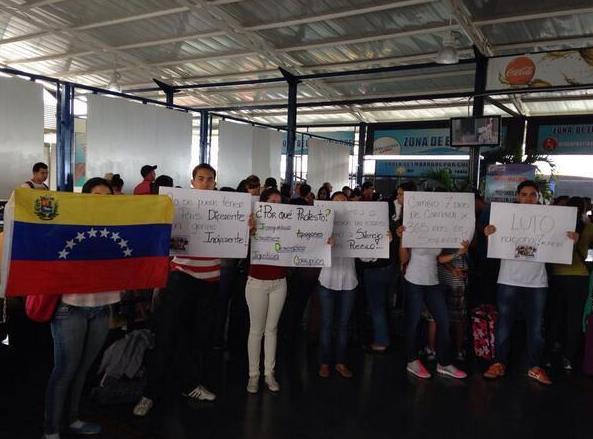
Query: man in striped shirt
133 164 220 417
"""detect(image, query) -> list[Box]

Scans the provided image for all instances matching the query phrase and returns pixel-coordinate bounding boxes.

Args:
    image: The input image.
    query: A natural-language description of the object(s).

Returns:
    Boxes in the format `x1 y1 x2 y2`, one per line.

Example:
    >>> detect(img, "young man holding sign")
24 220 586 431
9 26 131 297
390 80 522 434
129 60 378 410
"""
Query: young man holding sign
483 181 578 385
134 164 220 416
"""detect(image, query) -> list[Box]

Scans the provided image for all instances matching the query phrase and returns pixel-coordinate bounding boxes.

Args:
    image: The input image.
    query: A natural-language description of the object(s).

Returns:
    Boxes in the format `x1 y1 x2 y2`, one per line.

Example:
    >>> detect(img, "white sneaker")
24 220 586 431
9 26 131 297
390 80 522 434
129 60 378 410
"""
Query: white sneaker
185 385 216 401
436 363 467 379
264 374 280 392
246 376 259 394
132 397 153 416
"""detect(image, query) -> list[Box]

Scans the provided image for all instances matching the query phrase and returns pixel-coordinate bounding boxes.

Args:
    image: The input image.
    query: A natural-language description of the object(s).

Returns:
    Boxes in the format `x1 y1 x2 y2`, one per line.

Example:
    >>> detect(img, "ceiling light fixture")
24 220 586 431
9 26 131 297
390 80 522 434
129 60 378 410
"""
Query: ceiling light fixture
435 32 459 65
107 71 122 93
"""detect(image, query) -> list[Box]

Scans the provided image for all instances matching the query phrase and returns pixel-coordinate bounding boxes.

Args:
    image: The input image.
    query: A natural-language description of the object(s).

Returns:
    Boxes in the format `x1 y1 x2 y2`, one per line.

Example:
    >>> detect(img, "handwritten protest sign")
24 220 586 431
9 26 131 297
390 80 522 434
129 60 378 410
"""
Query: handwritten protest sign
487 202 576 264
315 201 389 258
402 192 475 248
251 203 334 267
160 187 251 258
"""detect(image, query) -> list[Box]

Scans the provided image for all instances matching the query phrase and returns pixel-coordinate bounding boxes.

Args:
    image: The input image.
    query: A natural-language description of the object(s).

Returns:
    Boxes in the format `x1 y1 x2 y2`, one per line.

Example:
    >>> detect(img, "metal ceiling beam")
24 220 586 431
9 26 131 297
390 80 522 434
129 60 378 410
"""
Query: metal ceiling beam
495 35 593 52
474 5 593 26
48 24 466 79
447 0 493 57
7 29 228 65
0 0 243 46
242 0 437 32
0 0 67 15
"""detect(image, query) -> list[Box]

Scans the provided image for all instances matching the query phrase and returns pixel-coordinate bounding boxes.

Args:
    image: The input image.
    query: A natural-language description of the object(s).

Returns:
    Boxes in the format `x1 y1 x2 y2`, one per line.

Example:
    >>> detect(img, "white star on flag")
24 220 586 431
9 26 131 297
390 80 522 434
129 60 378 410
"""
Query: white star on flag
123 248 133 257
118 240 128 248
111 232 120 241
65 240 76 249
87 228 98 238
58 249 69 259
100 228 110 237
75 232 86 242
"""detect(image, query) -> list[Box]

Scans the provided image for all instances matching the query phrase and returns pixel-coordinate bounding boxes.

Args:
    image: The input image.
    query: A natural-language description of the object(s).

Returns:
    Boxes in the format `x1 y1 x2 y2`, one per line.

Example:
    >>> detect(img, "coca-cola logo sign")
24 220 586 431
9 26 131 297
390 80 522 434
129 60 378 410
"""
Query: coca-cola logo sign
504 57 536 85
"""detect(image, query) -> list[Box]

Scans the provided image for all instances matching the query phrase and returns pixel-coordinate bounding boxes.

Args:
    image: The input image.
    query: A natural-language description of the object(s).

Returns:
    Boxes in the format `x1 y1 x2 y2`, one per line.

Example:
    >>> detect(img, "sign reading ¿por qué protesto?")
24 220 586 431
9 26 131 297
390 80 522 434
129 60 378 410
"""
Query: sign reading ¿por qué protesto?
250 202 334 267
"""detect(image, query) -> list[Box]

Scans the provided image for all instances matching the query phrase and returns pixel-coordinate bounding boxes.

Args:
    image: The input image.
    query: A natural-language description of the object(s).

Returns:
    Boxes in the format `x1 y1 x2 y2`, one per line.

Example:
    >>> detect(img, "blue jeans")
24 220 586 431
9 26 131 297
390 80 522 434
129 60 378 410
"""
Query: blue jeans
44 303 110 434
404 280 451 365
364 265 392 346
495 284 547 368
318 286 356 364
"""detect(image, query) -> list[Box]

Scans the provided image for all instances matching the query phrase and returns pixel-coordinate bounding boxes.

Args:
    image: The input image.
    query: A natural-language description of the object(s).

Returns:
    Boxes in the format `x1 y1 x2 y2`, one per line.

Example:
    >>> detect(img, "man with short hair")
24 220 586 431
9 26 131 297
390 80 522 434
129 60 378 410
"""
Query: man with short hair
290 183 311 206
21 162 49 190
483 180 577 385
133 163 220 416
133 165 157 195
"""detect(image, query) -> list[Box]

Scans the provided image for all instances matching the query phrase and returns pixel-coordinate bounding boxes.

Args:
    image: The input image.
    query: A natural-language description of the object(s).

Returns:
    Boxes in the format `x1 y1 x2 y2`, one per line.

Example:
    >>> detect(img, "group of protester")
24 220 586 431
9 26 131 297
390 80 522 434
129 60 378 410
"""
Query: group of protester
6 162 593 439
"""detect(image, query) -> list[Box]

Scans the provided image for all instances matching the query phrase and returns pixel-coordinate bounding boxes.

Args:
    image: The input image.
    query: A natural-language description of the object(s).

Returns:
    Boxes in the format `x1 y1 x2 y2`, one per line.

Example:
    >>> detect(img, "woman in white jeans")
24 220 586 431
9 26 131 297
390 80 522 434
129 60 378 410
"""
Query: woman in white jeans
246 188 287 393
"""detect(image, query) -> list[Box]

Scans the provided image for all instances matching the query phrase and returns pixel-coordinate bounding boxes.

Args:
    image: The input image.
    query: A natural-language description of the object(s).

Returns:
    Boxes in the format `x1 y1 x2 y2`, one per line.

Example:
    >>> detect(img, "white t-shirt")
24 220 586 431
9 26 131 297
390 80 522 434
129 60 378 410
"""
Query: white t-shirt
405 248 442 286
497 259 548 288
319 257 358 291
20 180 48 190
62 292 121 307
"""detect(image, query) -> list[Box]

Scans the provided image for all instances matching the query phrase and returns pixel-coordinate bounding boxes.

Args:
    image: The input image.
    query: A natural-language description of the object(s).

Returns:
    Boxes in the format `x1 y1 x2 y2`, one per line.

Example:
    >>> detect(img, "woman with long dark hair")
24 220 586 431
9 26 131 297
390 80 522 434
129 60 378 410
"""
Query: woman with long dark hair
43 178 121 439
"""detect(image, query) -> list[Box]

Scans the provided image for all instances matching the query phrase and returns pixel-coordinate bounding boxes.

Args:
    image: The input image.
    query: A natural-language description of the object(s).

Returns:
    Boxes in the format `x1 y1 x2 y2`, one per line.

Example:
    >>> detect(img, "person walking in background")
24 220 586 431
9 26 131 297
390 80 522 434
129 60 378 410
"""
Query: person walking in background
133 165 157 195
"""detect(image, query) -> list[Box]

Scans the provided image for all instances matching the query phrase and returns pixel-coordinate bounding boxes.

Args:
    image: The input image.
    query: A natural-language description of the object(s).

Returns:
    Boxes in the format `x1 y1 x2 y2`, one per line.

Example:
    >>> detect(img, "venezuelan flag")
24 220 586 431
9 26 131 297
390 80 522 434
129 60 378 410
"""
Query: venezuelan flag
0 189 173 297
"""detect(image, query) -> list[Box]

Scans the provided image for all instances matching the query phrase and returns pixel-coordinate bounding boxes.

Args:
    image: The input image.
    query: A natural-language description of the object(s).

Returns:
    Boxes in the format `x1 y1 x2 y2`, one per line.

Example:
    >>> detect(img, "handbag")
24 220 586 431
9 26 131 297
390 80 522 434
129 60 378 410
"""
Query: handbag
25 294 61 323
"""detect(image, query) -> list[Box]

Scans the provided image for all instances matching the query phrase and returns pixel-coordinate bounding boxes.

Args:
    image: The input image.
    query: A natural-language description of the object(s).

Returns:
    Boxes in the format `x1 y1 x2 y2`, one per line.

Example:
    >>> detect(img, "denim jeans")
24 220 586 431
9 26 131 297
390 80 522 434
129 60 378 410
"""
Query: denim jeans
318 286 356 364
495 284 547 368
44 303 110 434
404 280 451 365
364 265 392 346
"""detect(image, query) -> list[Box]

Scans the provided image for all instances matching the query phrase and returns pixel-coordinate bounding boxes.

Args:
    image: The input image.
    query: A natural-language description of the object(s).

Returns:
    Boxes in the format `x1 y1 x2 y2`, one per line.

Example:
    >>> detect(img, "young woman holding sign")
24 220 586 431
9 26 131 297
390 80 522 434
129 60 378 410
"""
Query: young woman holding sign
245 188 287 393
396 184 468 380
318 191 357 378
43 178 121 439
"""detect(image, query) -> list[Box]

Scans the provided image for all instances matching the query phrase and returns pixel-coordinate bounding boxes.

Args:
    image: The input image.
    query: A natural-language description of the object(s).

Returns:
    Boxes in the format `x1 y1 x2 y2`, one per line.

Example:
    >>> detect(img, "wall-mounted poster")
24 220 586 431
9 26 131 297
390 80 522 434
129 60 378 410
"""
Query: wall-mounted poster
486 48 593 91
526 115 593 155
484 164 536 203
369 120 507 156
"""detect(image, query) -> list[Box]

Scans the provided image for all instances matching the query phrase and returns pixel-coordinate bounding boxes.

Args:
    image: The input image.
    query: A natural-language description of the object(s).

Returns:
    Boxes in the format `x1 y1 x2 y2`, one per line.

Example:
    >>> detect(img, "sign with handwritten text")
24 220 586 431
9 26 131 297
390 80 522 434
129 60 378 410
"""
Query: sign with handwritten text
160 187 251 258
251 203 334 267
487 202 576 264
403 192 475 248
315 200 389 258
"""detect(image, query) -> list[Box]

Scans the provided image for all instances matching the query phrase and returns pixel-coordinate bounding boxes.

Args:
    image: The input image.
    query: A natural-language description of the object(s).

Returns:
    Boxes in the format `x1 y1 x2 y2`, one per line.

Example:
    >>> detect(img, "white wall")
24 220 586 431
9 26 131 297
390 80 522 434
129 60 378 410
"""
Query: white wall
86 95 193 192
0 77 44 198
307 137 350 194
217 121 282 188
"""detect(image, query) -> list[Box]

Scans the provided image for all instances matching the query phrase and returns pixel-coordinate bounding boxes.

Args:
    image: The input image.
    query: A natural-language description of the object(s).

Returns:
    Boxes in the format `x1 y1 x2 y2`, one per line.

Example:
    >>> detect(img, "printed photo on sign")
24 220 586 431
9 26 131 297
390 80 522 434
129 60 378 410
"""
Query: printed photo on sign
160 187 251 259
402 191 475 249
315 200 389 258
251 202 334 267
487 202 577 264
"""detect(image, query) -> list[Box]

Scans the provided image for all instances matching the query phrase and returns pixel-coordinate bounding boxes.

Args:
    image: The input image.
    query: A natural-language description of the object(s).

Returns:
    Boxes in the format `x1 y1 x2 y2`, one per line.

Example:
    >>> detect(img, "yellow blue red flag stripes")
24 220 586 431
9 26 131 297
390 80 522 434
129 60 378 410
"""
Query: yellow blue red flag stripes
0 189 174 297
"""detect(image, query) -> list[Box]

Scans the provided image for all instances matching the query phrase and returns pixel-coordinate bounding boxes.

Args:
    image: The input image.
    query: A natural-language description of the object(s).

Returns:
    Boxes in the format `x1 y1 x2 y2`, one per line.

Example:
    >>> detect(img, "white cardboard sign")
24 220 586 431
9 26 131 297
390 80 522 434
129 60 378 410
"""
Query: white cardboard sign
487 202 577 264
250 202 334 267
160 187 251 258
315 200 389 258
402 191 475 248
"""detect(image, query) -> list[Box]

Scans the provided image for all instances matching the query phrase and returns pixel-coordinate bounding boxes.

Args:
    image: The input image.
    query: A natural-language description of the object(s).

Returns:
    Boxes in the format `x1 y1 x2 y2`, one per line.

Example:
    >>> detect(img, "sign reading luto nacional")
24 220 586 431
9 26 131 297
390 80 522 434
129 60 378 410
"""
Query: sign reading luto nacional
487 202 577 264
